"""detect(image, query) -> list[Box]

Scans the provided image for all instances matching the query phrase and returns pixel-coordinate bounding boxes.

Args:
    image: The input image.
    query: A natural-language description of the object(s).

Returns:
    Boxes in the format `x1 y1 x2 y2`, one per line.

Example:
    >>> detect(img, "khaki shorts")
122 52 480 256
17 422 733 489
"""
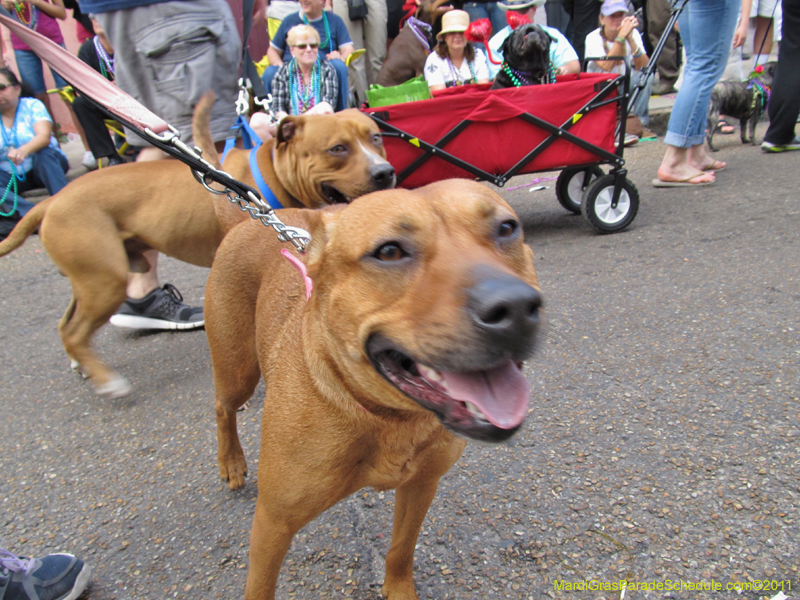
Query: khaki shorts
96 0 241 146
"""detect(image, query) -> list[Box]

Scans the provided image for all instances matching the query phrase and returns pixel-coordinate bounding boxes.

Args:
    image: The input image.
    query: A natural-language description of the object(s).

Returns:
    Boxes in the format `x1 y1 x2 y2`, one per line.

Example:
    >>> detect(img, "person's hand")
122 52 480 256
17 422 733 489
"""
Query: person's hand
1 0 17 10
7 147 29 166
732 21 748 48
619 15 638 40
326 50 342 61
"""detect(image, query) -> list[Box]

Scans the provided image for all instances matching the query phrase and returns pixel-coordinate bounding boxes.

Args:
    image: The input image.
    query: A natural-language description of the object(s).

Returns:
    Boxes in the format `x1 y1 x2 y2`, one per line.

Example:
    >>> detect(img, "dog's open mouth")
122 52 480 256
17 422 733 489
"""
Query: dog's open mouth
367 339 531 442
321 183 352 204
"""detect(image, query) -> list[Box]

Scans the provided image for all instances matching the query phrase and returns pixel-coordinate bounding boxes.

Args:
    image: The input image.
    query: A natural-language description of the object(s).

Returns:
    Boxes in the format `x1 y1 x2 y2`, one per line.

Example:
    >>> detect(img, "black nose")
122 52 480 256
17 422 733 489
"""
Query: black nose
371 163 396 190
467 267 541 352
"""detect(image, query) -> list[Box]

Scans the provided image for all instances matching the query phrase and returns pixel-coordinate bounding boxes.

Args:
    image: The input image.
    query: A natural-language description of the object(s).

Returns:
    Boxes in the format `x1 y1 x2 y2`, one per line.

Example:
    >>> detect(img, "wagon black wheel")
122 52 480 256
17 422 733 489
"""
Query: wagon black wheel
556 166 604 214
581 174 639 234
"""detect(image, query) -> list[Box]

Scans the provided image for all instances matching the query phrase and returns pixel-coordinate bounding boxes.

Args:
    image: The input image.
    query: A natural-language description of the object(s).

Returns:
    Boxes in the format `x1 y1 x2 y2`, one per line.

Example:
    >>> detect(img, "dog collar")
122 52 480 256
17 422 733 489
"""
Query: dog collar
407 17 433 52
249 147 284 210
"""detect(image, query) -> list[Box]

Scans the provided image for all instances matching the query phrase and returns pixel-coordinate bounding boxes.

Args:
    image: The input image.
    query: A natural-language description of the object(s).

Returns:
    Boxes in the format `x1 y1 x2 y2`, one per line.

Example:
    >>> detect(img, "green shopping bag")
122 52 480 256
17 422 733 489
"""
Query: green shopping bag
366 76 432 108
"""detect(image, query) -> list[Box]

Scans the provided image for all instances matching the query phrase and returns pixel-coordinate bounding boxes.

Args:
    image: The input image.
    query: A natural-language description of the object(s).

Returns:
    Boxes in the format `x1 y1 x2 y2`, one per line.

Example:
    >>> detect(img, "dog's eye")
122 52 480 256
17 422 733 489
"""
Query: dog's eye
374 242 407 262
372 134 383 146
498 219 519 238
329 144 348 155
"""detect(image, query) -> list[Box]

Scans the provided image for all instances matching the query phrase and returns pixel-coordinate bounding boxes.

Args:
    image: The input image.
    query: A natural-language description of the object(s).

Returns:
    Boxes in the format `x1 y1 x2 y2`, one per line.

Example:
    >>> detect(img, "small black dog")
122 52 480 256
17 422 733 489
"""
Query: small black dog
491 23 554 90
706 61 776 152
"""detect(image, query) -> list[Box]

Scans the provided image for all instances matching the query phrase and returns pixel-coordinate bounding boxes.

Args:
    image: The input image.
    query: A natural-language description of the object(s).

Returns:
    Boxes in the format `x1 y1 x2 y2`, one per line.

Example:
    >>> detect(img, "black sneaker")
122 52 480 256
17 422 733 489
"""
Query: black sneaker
109 283 204 330
104 154 125 167
0 548 91 600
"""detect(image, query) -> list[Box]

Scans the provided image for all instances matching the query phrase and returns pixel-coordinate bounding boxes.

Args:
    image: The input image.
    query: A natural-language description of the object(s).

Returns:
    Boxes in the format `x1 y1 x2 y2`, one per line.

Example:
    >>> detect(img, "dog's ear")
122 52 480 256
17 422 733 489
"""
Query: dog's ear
277 116 302 144
304 206 345 283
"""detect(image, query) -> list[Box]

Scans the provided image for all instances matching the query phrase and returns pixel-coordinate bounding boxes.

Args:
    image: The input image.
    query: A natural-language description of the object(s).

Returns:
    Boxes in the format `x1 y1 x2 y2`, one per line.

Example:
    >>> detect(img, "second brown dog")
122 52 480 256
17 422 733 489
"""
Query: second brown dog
0 103 394 397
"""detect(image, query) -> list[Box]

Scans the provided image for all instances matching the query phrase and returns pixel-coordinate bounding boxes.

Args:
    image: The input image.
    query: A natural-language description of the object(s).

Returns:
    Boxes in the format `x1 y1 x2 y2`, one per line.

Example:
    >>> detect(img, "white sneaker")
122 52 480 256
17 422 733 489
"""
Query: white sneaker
81 150 97 170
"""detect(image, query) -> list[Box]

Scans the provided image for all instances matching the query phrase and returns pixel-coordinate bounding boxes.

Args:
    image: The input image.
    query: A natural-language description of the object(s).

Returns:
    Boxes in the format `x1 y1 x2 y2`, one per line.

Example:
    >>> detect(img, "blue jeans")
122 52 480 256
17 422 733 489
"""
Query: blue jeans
664 0 740 148
262 58 349 112
0 147 69 217
14 48 69 95
463 2 506 52
630 70 655 126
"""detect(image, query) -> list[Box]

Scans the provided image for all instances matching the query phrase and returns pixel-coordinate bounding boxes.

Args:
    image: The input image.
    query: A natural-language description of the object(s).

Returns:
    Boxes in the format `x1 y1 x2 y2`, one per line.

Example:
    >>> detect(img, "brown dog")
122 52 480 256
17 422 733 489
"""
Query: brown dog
376 0 452 88
0 105 394 397
206 179 542 599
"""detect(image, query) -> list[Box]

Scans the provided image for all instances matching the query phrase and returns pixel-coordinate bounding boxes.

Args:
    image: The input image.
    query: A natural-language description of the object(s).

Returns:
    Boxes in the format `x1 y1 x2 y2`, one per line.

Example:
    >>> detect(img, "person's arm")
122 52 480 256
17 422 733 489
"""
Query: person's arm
424 54 447 92
733 0 752 48
629 29 649 71
268 21 289 65
328 17 353 61
267 45 285 66
271 66 291 114
8 119 52 166
321 62 338 109
556 60 580 75
474 48 490 84
28 0 67 20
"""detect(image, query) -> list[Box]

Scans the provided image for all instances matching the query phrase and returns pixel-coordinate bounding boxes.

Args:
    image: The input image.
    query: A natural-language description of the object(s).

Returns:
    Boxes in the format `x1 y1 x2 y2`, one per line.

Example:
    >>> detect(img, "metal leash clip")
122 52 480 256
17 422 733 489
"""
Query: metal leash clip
235 77 251 116
144 126 311 252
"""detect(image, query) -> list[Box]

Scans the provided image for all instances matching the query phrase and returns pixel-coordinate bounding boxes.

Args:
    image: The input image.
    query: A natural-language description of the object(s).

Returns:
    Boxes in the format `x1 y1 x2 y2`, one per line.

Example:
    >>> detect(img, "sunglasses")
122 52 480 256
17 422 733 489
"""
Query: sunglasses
293 43 319 50
0 83 16 91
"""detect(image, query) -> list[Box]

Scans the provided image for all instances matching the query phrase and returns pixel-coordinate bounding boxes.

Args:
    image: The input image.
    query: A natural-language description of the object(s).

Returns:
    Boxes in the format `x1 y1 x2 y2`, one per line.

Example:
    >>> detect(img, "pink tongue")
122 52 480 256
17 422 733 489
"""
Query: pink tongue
437 361 531 429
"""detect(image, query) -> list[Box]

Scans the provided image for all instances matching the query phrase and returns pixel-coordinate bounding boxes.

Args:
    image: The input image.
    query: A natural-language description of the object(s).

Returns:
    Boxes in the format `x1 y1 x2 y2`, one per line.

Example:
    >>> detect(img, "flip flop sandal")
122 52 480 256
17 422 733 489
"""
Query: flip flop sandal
652 174 715 188
702 160 726 171
717 119 735 135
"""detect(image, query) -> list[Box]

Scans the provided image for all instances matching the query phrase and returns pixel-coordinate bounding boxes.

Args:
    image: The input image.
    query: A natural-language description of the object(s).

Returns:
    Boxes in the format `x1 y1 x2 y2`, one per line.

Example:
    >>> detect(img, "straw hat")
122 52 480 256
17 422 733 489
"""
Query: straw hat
497 0 546 11
436 10 471 40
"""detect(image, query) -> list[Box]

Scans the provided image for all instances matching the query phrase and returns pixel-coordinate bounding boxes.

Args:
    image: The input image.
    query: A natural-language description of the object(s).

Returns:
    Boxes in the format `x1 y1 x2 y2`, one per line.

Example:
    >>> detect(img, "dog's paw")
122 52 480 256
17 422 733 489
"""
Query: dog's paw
381 580 419 600
94 374 133 398
220 457 248 490
70 358 90 379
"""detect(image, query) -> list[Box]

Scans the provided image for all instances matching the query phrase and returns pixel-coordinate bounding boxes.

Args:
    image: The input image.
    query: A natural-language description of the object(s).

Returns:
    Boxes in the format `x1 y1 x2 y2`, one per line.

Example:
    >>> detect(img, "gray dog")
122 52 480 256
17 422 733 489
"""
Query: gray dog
706 62 776 152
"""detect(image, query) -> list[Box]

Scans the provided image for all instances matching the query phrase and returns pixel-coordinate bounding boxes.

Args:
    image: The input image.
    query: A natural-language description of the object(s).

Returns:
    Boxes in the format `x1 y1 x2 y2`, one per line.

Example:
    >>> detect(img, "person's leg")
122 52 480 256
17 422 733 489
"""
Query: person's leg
330 58 350 111
659 0 739 181
50 64 93 163
647 0 679 92
569 0 601 64
96 0 240 146
29 147 69 196
332 0 368 104
363 0 388 86
72 95 120 162
752 15 774 64
631 70 655 126
96 1 235 328
763 0 800 147
544 0 571 37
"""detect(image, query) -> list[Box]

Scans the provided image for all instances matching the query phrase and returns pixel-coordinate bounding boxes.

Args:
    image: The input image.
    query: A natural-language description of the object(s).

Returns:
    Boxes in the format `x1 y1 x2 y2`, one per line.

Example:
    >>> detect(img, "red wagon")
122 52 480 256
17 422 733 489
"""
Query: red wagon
364 71 640 234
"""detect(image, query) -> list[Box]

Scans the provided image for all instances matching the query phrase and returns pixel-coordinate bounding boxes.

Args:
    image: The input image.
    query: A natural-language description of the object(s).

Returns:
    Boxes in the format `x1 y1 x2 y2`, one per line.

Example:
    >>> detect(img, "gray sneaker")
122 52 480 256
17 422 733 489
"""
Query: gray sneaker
761 137 800 153
110 283 204 330
0 548 91 600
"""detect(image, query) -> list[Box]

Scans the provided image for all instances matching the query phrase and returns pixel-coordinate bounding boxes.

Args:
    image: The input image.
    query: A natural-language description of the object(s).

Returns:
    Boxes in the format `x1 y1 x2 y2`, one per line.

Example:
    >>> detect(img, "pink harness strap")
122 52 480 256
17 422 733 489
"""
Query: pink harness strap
281 248 313 301
0 13 168 135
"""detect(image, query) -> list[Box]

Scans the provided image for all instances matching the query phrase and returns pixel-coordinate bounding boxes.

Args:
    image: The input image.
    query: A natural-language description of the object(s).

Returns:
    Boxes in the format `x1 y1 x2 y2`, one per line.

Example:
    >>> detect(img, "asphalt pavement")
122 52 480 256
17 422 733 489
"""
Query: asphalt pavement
1 114 798 600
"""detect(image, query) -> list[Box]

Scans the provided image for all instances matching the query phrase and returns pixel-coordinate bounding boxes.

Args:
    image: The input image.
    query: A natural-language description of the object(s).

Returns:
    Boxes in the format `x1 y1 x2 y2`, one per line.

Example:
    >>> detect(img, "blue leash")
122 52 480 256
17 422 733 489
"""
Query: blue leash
221 115 284 210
